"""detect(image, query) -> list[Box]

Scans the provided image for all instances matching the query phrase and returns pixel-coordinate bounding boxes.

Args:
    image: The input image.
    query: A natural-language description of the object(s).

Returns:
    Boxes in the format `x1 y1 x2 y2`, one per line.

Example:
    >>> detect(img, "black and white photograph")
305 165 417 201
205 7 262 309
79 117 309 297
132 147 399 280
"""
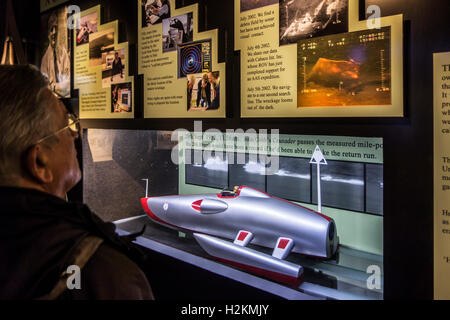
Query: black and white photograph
76 12 98 46
279 0 348 45
111 82 132 113
162 13 193 53
141 0 171 27
240 0 278 13
40 6 71 98
102 49 126 88
89 28 115 67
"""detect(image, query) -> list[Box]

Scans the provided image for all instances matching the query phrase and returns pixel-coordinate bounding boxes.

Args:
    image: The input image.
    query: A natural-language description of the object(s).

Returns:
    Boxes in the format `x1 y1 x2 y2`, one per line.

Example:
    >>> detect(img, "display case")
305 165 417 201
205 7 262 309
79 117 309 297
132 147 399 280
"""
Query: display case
83 128 384 300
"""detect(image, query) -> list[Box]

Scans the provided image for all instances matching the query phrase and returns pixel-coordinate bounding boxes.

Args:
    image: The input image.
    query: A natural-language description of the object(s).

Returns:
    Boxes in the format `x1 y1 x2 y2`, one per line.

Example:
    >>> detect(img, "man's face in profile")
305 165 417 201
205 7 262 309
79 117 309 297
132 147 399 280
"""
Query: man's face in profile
44 91 82 196
49 25 57 49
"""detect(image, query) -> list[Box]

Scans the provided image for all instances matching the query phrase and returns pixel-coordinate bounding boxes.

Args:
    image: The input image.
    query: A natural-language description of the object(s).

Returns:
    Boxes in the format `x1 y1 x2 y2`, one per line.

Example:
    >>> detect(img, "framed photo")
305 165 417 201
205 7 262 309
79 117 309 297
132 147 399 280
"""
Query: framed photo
40 6 72 98
298 27 391 108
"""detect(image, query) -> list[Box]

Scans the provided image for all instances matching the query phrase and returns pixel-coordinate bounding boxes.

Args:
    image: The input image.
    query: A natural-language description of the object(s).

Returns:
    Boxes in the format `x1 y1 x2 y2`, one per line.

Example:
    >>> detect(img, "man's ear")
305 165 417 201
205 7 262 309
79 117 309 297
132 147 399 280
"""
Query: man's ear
25 145 53 184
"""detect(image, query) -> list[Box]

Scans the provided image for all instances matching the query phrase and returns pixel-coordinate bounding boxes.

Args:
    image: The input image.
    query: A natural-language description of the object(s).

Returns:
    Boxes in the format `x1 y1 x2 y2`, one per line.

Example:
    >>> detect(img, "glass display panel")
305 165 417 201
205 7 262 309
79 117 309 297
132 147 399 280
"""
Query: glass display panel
83 129 178 222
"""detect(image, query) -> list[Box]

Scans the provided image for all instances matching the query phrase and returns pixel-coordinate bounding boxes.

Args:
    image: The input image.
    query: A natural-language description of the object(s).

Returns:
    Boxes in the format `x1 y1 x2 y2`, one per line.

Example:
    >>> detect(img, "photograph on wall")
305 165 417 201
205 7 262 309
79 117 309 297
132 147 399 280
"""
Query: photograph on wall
40 6 71 98
240 0 278 13
162 13 193 53
74 5 134 119
178 40 211 78
89 28 115 67
187 72 217 111
298 26 391 108
142 0 171 27
102 49 126 88
207 71 221 110
111 82 133 113
76 12 98 46
280 0 348 45
138 2 226 118
186 72 220 111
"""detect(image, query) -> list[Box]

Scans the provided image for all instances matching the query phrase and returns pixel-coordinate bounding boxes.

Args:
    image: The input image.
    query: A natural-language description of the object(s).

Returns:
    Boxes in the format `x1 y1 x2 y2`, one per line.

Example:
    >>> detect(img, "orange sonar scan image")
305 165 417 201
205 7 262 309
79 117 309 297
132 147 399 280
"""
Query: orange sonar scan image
297 26 392 108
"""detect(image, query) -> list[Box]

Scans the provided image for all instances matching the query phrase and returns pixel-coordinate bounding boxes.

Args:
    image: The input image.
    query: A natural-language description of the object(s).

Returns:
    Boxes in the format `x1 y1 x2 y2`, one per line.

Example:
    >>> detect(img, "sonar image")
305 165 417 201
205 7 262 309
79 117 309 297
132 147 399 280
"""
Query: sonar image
298 26 392 108
240 0 279 12
280 0 348 45
178 40 212 78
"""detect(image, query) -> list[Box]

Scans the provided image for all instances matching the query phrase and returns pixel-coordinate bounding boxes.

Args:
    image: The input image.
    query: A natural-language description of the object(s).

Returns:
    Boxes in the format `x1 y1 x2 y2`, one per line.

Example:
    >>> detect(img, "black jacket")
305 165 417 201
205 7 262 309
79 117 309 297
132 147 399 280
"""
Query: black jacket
196 80 211 107
0 187 153 300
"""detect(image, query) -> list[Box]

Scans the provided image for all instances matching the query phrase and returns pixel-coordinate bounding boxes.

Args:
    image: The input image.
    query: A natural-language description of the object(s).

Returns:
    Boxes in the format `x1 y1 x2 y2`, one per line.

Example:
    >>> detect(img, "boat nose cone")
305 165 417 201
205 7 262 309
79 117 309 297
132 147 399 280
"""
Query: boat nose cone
141 198 151 215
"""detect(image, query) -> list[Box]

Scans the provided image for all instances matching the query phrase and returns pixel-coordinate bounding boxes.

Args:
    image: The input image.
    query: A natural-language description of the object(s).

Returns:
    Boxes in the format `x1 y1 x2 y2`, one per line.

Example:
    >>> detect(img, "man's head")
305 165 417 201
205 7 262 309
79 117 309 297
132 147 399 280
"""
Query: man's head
48 13 58 49
208 72 219 87
187 75 195 89
0 65 81 199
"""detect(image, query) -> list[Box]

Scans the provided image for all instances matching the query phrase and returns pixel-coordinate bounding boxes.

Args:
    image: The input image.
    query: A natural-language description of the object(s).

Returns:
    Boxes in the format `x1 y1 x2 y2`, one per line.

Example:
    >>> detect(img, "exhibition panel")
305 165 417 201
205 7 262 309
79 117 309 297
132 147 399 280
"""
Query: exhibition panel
16 0 447 300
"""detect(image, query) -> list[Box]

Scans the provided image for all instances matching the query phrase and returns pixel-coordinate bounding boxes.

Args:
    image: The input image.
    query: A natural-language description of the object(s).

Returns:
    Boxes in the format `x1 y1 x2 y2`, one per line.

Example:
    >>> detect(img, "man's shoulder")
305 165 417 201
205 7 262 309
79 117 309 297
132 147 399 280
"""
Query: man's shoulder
73 243 154 300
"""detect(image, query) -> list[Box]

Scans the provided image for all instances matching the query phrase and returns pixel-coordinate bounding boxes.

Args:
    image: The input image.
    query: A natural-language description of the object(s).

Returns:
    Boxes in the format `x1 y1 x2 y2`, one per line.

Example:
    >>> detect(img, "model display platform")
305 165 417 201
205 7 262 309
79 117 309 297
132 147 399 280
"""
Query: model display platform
115 215 382 300
83 129 384 300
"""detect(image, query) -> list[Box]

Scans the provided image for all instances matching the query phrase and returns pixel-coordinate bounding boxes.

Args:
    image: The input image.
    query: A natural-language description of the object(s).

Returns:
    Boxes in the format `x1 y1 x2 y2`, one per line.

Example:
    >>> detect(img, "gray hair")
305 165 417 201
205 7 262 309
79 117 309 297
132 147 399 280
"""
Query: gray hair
0 65 56 177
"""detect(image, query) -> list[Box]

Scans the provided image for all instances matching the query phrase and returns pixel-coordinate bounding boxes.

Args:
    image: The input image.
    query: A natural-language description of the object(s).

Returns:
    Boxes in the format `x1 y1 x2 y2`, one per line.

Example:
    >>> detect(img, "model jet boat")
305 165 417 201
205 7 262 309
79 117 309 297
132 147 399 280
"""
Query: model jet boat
141 186 338 287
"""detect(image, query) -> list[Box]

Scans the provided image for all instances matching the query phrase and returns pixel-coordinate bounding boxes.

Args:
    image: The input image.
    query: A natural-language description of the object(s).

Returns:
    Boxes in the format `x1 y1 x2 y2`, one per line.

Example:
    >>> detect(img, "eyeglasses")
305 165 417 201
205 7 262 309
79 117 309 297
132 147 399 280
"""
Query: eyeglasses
35 113 81 145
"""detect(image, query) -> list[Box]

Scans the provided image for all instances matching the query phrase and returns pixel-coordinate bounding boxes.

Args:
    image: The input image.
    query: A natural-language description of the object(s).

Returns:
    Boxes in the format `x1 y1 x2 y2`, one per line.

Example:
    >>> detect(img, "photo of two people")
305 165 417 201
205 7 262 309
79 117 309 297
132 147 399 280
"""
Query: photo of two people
187 71 220 111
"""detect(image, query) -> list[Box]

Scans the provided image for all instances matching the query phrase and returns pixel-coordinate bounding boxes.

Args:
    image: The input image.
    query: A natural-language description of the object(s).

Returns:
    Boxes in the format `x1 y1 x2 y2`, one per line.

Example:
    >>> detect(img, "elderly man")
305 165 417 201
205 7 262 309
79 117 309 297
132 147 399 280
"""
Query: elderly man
0 65 154 300
208 72 220 110
40 12 71 98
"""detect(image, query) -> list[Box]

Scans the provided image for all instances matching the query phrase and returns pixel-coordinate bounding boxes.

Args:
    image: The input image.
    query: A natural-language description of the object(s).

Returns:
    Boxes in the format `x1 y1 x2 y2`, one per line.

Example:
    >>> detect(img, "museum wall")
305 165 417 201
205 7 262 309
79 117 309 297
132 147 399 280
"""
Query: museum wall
2 0 450 299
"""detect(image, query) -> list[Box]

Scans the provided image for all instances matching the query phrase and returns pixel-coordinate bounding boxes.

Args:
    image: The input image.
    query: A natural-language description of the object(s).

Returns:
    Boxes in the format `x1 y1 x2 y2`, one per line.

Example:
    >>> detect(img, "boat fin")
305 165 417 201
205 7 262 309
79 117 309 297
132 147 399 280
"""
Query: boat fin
272 237 294 260
233 230 254 247
194 233 304 287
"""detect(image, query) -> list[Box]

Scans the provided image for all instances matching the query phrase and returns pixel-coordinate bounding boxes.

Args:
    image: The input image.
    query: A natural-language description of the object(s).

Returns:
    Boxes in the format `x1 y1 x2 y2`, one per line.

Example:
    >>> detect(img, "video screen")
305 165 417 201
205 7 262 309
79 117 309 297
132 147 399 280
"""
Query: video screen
185 150 228 189
229 153 266 191
312 160 365 212
267 157 311 203
366 164 383 215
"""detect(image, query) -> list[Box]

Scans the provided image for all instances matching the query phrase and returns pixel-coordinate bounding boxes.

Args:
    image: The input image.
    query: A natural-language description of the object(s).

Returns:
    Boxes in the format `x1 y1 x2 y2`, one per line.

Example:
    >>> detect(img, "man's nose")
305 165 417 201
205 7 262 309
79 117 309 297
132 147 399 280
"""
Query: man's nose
71 127 80 140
